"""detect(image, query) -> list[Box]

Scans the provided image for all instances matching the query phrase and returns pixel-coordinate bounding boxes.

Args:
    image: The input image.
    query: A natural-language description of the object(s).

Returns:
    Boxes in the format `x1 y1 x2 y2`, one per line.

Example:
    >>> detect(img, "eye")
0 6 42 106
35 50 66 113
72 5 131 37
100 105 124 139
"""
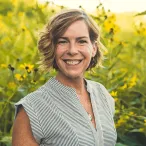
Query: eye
78 39 87 45
57 40 68 45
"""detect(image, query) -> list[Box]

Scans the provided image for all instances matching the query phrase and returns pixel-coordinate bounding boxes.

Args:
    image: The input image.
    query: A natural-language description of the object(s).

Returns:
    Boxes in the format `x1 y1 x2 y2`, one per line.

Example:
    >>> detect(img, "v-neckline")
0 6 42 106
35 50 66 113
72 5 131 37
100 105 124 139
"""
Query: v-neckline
86 80 104 145
65 78 98 132
49 77 99 131
76 87 97 131
47 77 104 145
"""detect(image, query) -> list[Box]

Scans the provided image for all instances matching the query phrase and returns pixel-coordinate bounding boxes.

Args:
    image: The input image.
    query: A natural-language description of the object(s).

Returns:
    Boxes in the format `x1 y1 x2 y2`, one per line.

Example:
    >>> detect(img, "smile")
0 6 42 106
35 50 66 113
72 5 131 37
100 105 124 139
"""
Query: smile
63 60 82 65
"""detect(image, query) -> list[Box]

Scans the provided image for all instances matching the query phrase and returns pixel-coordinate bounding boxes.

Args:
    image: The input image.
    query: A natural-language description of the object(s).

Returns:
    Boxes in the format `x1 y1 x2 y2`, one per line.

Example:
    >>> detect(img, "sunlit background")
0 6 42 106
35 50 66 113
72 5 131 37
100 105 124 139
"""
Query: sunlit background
38 0 146 13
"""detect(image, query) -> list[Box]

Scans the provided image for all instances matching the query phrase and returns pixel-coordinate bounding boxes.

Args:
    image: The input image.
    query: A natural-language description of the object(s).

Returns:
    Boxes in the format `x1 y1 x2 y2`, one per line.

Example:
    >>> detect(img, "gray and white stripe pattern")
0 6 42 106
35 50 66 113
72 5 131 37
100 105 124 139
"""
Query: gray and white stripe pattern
15 77 117 146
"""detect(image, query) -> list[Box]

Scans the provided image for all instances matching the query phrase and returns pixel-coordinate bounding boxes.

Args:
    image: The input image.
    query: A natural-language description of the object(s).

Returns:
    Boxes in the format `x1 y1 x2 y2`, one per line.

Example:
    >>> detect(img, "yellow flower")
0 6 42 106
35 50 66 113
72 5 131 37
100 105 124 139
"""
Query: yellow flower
15 74 23 81
11 0 17 6
120 84 127 90
143 29 146 36
124 115 129 120
113 25 120 33
131 75 137 82
114 98 118 102
113 37 119 43
20 63 34 72
116 118 125 127
109 14 116 21
129 112 134 116
129 75 137 88
144 120 146 126
8 82 17 89
21 25 27 31
20 64 25 69
129 82 136 88
23 74 26 79
1 64 7 68
103 20 113 32
110 91 117 97
139 128 144 132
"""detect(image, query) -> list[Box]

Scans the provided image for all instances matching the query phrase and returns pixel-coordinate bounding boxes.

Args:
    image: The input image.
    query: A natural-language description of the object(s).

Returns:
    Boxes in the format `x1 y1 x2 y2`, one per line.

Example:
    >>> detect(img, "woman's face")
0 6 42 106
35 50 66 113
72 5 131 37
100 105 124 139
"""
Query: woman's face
55 20 97 80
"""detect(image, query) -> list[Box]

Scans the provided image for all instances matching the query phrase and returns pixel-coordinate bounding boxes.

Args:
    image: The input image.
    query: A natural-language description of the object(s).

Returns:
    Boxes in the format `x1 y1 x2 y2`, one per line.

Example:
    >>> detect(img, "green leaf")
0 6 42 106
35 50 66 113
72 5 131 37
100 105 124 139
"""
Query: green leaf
0 136 11 145
135 11 146 16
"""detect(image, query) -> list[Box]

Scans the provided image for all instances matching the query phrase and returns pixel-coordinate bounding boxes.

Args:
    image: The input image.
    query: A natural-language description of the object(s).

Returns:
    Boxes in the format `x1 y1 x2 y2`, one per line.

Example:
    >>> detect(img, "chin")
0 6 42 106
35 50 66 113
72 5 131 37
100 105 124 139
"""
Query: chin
65 73 83 79
58 70 84 80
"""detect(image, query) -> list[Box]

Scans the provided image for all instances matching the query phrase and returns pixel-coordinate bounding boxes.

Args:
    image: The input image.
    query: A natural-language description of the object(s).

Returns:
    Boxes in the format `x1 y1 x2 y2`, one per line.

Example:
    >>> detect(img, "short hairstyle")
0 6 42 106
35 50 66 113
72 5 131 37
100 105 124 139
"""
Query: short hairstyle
38 9 104 72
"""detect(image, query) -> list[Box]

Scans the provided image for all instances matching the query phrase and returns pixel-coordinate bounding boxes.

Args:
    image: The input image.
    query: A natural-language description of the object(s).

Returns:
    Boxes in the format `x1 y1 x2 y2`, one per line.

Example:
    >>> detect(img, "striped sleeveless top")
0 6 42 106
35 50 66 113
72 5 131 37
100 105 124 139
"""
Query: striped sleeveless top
15 77 117 146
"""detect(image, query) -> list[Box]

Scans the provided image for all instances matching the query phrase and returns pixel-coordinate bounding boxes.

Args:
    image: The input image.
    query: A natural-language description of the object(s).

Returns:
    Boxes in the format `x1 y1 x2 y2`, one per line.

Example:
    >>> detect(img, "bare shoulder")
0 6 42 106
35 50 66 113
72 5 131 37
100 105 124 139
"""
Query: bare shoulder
12 106 39 146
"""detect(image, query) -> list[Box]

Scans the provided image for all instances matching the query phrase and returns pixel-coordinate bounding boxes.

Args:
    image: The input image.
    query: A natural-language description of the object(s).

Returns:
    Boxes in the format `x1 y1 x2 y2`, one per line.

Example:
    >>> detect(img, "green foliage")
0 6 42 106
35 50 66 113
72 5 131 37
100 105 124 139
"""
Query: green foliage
0 0 146 145
135 11 146 16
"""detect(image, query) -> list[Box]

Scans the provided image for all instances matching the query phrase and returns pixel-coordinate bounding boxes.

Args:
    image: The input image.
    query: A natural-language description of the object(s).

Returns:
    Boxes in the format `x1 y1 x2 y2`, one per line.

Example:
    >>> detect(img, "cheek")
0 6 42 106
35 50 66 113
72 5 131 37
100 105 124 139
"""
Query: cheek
55 48 63 59
56 47 67 55
55 48 67 66
80 47 93 58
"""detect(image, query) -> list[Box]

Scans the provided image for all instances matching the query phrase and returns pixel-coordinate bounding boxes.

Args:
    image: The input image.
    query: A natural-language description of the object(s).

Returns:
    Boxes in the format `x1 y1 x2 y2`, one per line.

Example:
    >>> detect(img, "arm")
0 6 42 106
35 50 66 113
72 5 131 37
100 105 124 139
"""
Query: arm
12 107 39 146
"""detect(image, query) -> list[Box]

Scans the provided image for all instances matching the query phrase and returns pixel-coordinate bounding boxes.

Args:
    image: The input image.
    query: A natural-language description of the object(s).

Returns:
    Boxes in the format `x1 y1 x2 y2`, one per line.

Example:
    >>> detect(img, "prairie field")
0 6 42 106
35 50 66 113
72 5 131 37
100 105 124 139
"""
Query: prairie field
0 0 146 145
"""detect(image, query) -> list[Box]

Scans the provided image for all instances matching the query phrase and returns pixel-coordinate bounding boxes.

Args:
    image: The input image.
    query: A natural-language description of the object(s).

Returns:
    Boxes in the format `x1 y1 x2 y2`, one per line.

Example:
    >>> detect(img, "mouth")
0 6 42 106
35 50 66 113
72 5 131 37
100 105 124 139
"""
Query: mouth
63 59 83 65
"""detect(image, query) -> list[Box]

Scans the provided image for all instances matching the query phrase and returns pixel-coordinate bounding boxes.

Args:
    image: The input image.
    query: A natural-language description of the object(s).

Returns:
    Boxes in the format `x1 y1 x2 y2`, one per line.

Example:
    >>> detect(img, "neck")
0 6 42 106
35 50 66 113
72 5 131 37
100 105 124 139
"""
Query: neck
55 73 86 95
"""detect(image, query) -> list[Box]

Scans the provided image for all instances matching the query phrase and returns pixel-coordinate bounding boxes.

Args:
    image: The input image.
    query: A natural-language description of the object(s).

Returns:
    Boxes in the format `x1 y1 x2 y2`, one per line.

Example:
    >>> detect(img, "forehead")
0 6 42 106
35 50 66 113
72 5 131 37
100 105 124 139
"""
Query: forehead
62 20 90 38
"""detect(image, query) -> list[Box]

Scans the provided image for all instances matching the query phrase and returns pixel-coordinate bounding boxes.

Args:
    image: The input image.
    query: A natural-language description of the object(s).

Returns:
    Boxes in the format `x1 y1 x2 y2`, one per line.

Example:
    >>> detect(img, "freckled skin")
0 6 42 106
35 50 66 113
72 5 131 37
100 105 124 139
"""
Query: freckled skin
55 20 97 82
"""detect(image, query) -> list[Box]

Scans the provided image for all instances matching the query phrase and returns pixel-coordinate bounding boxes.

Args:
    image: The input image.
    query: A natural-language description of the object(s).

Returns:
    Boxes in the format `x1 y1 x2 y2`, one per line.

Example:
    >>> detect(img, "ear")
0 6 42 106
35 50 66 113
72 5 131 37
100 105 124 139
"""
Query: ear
92 43 97 57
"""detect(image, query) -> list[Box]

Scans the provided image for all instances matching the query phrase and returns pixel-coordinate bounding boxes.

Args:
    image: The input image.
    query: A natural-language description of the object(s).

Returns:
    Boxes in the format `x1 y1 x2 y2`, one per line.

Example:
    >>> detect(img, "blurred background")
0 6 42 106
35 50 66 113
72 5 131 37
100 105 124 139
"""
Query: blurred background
0 0 146 145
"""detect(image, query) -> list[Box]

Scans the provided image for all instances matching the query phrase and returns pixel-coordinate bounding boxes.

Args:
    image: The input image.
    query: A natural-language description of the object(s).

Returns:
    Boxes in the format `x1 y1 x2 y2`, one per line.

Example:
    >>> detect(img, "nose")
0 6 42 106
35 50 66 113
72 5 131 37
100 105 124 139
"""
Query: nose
67 42 78 55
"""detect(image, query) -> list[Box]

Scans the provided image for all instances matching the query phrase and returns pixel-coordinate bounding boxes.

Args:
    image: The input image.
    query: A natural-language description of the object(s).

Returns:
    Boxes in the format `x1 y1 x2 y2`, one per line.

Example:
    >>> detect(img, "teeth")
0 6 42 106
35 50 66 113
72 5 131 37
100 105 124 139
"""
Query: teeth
66 60 80 65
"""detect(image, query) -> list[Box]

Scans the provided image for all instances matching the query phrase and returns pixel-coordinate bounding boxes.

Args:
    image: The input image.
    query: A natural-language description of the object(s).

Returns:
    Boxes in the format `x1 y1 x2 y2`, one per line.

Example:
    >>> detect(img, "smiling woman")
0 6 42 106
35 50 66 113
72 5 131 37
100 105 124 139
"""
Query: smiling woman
55 20 97 79
12 9 117 146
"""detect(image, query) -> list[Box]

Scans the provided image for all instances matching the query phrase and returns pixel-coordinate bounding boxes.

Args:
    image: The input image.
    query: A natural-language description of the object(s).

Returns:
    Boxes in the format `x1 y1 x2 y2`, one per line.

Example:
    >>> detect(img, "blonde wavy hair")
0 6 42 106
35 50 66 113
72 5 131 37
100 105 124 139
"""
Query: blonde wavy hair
38 9 104 72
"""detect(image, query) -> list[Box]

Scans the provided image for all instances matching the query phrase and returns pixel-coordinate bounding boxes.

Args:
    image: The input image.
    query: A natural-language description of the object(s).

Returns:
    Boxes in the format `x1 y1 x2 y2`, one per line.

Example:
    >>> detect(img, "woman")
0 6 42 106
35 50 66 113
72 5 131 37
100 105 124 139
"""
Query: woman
12 9 117 146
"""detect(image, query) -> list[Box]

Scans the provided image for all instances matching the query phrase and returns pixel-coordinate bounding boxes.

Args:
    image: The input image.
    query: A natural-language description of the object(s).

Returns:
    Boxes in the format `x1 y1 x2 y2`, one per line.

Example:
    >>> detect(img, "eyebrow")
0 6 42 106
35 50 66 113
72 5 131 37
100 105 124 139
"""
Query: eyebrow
58 36 88 40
